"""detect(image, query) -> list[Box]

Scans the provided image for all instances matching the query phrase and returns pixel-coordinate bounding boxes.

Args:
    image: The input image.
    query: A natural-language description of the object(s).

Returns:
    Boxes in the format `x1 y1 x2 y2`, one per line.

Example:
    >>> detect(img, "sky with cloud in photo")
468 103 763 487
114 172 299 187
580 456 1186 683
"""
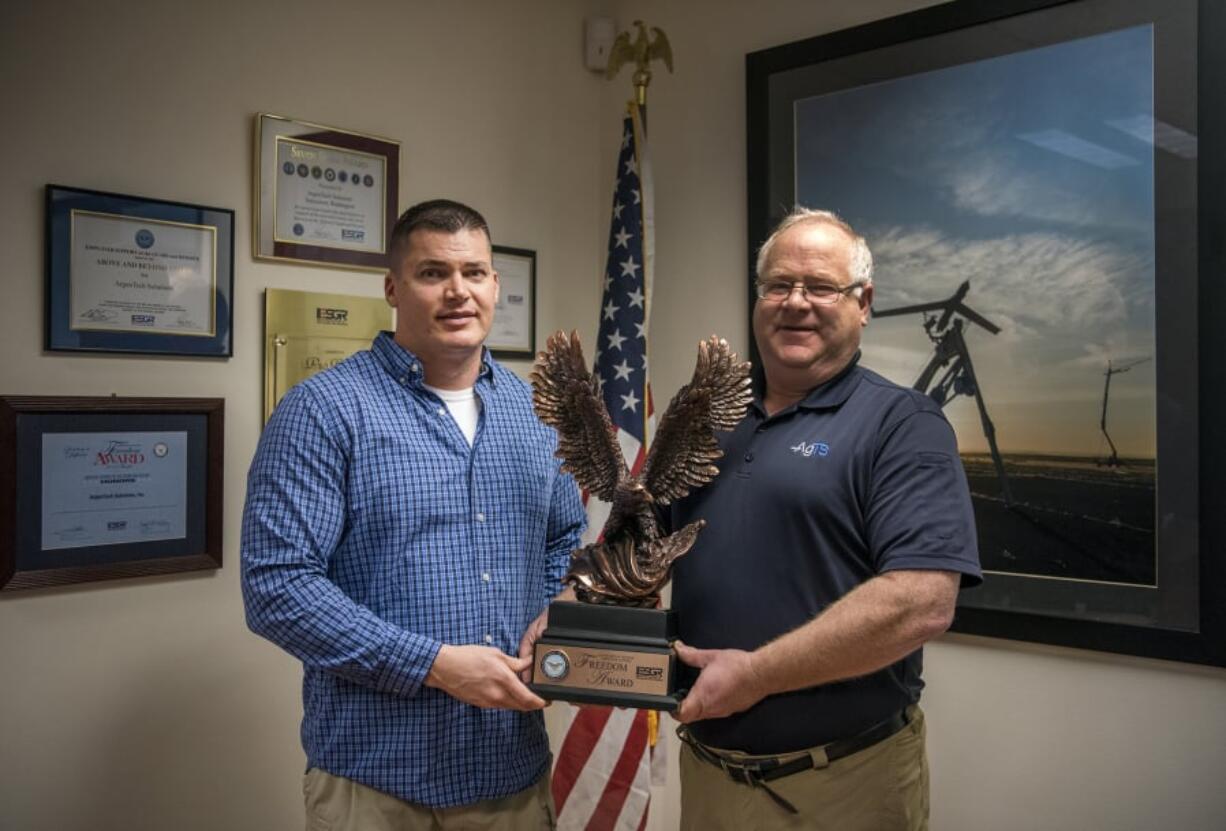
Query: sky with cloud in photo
796 24 1157 457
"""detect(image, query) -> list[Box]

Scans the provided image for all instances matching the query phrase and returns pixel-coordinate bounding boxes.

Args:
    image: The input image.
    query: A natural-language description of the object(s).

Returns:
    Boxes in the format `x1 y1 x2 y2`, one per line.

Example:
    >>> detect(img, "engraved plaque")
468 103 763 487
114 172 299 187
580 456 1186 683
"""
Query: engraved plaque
534 646 671 696
529 601 681 710
263 289 392 422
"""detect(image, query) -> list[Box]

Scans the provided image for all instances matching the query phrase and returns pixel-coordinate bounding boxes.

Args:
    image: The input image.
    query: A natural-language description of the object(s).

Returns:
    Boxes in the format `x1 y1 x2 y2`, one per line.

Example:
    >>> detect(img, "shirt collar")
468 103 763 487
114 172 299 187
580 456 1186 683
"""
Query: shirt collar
371 331 495 389
754 350 863 416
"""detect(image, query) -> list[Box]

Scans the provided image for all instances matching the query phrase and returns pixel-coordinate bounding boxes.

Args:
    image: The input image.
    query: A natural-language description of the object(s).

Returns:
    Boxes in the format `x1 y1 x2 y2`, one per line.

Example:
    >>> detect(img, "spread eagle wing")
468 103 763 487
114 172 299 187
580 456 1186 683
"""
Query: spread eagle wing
640 336 752 505
605 29 636 79
648 27 674 73
530 330 626 502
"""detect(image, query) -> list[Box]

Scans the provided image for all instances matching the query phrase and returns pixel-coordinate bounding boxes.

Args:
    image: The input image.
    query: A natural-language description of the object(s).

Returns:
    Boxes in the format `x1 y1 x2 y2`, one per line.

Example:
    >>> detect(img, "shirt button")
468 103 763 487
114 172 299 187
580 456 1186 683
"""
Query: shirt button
484 634 493 644
411 363 421 373
399 376 407 384
482 572 491 582
437 407 446 416
476 512 486 522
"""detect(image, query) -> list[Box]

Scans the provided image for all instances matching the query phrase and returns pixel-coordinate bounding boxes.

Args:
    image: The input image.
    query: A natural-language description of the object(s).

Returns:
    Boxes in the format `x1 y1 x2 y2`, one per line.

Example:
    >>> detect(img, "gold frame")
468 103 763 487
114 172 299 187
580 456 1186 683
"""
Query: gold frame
252 113 400 273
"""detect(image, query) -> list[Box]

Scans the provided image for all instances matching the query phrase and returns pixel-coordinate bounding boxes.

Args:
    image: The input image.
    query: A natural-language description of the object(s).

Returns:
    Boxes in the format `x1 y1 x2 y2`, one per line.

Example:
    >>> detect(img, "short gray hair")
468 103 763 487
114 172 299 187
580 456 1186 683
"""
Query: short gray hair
755 207 873 285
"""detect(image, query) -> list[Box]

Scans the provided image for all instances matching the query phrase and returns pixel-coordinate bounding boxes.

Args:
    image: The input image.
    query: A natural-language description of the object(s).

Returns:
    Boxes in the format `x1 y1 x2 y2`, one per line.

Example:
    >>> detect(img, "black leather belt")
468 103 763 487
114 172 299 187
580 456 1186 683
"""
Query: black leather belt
676 709 910 815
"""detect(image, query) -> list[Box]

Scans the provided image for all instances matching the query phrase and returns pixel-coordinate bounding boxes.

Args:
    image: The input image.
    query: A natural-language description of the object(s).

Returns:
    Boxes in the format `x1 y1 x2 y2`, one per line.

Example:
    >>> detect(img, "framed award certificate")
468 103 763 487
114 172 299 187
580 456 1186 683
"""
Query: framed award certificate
254 113 400 272
0 396 224 592
45 185 235 356
488 245 536 358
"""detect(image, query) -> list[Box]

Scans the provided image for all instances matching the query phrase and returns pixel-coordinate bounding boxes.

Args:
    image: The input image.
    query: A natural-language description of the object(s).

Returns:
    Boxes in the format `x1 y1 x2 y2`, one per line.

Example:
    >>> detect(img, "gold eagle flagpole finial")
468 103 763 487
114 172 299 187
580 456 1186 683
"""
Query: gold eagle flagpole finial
606 20 673 107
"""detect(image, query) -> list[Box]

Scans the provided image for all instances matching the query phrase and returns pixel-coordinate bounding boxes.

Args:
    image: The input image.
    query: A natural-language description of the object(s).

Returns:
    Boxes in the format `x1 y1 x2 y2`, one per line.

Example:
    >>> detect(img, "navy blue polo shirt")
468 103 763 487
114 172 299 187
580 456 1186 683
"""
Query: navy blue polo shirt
670 354 981 754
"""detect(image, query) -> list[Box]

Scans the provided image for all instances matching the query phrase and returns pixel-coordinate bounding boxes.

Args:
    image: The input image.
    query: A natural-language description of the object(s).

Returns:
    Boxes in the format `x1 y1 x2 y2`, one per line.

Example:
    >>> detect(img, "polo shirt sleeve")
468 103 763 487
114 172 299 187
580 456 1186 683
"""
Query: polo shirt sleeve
240 383 442 697
864 409 983 587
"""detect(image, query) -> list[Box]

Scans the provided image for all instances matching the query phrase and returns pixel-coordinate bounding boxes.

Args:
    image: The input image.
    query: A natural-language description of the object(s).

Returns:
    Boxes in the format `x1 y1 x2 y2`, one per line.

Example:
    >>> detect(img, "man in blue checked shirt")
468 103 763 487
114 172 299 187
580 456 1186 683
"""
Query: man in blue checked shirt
242 199 585 830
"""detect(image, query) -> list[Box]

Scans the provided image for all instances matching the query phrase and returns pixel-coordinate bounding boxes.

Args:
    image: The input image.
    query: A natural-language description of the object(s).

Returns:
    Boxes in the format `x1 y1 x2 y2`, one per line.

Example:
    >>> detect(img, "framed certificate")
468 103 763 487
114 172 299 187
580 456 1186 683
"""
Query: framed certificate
45 185 235 356
488 245 536 358
254 113 400 272
0 396 224 592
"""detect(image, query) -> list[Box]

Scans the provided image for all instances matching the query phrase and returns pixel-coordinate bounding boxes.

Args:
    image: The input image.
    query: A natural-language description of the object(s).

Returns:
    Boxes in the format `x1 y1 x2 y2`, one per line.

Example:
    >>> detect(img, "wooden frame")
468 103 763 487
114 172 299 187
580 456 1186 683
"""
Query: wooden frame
0 396 224 591
254 113 399 272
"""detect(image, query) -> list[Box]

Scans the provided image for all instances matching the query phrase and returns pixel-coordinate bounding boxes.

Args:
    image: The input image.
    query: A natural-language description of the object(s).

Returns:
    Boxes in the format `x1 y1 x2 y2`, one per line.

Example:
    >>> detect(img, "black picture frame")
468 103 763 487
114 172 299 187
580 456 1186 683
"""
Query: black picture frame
45 185 235 357
488 245 537 359
746 0 1226 666
0 396 224 592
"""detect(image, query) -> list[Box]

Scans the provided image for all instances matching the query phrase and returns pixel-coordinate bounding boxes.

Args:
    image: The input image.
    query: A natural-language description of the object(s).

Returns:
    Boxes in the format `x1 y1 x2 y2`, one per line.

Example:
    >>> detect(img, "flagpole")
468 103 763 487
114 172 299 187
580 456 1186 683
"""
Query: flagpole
550 23 675 831
608 12 672 813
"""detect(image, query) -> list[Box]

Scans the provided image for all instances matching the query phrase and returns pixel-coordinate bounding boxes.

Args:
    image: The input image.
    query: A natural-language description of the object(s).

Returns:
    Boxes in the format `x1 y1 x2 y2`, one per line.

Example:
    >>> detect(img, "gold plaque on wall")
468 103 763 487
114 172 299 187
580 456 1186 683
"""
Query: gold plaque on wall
264 289 392 422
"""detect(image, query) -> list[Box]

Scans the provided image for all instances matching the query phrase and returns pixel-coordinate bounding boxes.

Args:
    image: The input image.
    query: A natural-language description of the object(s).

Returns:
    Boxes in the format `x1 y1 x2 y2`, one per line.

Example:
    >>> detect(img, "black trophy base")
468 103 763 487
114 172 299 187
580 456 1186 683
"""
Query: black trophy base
529 601 680 711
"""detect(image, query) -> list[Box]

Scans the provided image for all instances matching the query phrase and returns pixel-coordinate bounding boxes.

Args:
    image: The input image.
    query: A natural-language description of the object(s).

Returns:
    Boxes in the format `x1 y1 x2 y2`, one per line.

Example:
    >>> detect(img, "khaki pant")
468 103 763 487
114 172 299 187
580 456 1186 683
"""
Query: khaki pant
680 706 929 831
304 768 556 831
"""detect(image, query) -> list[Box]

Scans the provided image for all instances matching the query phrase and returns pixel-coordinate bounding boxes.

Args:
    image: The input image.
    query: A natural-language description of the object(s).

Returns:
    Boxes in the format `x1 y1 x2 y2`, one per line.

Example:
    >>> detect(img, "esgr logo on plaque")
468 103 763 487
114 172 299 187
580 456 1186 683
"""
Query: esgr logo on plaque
316 307 349 325
135 229 155 249
540 650 570 681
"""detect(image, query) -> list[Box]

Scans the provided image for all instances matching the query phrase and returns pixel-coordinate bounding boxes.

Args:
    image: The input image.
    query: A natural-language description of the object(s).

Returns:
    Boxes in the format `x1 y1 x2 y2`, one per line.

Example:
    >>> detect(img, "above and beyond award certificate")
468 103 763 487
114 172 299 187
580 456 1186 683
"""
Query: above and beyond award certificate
70 210 217 337
273 136 386 253
41 432 188 551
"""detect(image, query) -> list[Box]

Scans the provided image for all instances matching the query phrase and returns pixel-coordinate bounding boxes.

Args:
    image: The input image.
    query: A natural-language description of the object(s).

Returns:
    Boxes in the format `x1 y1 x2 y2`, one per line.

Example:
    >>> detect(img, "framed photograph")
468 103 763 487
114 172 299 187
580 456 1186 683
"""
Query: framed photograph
747 0 1226 666
0 396 224 592
254 112 399 272
488 245 537 358
45 185 235 356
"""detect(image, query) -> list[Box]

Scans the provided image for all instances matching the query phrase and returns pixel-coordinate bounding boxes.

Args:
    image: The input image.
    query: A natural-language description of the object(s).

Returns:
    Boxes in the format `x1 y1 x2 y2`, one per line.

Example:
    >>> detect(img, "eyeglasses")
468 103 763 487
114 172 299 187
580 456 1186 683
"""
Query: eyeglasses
754 280 864 304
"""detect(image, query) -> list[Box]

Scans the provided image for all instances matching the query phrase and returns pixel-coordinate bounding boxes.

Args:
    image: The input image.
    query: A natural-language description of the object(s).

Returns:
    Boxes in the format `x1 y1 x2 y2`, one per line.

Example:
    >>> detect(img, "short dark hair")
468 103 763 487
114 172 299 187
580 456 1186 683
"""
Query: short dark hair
388 199 491 268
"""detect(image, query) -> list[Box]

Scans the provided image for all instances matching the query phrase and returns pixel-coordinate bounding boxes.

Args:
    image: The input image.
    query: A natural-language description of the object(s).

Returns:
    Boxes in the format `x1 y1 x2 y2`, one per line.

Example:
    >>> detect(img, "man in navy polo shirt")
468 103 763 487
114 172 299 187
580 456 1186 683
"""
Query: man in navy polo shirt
669 207 981 830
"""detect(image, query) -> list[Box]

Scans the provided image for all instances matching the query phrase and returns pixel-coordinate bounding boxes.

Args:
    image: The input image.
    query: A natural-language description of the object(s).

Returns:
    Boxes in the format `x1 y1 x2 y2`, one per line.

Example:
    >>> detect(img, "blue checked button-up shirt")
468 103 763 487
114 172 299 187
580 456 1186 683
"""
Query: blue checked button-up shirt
241 331 584 808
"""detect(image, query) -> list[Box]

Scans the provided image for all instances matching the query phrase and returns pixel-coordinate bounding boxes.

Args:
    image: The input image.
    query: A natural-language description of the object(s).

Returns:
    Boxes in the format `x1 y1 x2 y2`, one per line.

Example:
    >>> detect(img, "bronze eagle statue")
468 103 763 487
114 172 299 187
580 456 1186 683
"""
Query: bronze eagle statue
531 331 752 606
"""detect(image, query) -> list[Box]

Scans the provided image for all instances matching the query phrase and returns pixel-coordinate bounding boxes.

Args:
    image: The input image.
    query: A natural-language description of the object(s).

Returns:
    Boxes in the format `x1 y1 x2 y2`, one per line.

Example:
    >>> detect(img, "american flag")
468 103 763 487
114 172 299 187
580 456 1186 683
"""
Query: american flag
551 101 662 831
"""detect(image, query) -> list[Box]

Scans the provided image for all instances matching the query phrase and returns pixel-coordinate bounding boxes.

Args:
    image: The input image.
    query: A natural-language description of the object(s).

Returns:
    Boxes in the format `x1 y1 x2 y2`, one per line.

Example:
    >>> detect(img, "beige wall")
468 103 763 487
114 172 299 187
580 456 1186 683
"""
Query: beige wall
2 1 1225 830
0 1 610 828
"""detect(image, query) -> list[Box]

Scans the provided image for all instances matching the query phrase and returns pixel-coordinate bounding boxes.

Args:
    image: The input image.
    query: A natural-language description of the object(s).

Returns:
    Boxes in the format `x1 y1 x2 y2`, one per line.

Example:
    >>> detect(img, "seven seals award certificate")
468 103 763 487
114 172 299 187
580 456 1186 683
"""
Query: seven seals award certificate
70 210 217 337
41 431 188 551
273 136 386 253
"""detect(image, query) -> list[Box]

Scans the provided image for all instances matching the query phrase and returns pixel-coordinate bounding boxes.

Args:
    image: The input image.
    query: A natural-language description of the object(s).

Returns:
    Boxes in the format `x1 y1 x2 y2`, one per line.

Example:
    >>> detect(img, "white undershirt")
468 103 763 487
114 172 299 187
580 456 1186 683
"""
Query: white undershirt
423 383 481 446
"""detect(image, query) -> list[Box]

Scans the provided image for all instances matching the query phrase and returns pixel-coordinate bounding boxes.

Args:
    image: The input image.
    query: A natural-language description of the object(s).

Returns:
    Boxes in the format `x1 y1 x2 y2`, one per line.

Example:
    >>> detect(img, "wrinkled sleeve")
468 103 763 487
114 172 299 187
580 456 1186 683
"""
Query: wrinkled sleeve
542 458 585 606
240 384 441 696
864 410 983 587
